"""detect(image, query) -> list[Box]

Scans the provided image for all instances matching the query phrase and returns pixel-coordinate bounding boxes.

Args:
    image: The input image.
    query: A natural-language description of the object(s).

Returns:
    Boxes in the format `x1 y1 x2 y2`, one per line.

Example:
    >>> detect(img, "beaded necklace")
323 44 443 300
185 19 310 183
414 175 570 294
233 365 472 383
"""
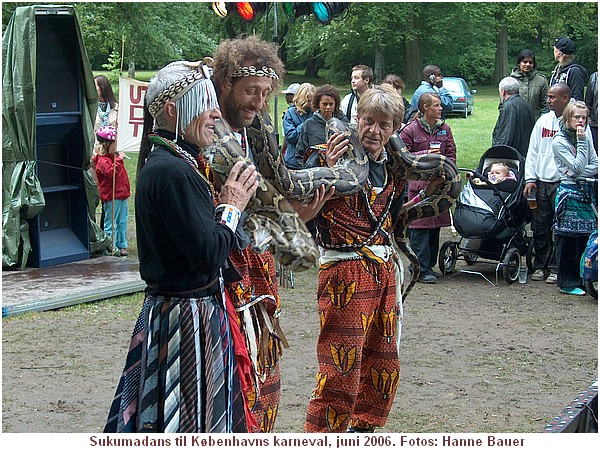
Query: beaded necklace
148 133 217 199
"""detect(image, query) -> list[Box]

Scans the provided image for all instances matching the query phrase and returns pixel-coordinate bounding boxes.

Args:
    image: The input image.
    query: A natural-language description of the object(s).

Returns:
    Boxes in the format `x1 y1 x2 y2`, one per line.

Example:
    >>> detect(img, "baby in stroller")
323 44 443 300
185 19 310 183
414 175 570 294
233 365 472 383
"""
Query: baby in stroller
488 162 517 183
472 161 518 186
439 145 532 284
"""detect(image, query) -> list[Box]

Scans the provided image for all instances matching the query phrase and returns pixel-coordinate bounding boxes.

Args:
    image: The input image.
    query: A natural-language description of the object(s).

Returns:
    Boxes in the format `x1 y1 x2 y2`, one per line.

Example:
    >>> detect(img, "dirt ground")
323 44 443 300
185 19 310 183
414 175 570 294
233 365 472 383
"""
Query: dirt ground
1 247 597 434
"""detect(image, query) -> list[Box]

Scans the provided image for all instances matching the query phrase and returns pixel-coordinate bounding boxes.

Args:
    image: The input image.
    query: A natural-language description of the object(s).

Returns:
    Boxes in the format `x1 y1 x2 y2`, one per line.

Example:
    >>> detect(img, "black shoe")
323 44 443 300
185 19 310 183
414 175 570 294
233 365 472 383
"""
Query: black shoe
418 272 437 284
430 270 442 278
347 426 375 433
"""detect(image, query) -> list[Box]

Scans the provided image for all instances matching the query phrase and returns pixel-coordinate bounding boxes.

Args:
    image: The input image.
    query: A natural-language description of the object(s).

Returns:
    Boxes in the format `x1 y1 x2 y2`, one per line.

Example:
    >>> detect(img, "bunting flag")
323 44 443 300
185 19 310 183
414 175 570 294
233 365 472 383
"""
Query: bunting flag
117 77 148 152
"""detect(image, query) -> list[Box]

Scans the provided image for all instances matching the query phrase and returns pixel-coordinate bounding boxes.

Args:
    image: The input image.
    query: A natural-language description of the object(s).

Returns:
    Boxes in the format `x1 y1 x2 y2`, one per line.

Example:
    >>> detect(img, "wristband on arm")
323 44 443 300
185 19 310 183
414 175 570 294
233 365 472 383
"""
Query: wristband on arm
215 204 241 232
413 189 429 204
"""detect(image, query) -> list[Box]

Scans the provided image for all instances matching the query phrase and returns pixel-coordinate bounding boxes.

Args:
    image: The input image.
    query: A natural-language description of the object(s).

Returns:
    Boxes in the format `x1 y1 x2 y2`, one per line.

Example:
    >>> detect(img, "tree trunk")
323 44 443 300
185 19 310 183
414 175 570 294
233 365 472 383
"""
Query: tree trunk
374 44 385 84
403 14 422 87
127 61 135 78
403 39 422 87
494 11 508 85
304 51 322 78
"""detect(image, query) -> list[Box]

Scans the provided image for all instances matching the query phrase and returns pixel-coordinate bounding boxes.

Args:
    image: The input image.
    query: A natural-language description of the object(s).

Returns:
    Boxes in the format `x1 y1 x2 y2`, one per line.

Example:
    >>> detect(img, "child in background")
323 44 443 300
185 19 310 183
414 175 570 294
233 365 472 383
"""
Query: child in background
94 126 131 256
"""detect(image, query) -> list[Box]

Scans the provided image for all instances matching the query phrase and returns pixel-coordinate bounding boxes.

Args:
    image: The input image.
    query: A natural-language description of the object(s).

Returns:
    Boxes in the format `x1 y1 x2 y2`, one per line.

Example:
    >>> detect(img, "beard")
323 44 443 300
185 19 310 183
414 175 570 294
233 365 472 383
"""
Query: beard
220 92 256 131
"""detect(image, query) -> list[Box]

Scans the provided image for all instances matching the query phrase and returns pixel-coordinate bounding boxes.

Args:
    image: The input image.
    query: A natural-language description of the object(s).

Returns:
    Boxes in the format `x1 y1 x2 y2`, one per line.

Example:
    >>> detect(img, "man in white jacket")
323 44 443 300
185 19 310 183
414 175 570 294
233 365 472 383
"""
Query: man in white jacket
523 82 591 284
340 64 372 124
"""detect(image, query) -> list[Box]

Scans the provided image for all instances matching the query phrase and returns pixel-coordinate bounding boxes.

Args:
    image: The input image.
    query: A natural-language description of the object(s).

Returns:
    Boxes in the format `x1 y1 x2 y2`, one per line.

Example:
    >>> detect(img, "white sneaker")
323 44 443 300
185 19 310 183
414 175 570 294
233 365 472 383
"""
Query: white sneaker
546 273 557 284
531 269 545 281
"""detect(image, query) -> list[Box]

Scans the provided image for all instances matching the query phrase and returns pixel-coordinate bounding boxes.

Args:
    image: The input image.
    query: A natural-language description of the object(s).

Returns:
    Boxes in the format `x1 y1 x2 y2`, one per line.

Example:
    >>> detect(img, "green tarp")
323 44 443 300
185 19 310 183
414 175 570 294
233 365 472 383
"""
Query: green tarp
2 4 110 269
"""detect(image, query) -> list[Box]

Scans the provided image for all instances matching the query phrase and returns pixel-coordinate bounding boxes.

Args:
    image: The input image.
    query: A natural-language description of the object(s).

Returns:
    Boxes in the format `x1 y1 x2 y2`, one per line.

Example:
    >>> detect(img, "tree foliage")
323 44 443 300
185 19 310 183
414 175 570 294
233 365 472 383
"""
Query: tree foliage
2 2 597 86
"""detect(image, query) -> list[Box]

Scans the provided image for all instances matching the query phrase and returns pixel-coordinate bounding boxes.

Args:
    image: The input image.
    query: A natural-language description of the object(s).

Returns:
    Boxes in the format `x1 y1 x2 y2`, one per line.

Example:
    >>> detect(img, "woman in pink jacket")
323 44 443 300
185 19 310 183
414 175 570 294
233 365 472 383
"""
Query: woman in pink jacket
400 93 457 283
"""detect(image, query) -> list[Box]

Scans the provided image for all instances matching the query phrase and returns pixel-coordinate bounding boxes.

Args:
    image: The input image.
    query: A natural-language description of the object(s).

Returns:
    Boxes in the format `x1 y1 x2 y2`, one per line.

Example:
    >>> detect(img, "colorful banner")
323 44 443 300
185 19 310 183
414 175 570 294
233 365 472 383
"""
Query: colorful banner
117 77 148 152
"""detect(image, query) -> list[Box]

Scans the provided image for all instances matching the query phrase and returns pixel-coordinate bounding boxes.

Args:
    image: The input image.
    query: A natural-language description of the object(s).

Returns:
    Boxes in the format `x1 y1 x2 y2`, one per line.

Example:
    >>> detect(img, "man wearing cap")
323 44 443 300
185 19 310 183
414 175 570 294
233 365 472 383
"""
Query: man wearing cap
282 82 300 106
550 37 588 101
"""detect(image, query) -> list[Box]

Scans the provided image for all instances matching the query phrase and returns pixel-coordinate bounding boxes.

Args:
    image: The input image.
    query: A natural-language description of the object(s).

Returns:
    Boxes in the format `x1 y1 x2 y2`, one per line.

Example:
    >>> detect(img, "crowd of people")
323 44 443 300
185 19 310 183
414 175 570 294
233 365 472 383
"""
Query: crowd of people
97 33 596 434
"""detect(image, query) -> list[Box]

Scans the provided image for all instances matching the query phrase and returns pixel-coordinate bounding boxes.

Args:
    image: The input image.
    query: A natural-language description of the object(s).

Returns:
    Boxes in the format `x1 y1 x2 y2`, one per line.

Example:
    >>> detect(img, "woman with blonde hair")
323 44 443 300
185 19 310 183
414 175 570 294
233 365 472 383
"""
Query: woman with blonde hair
282 82 316 169
552 101 597 295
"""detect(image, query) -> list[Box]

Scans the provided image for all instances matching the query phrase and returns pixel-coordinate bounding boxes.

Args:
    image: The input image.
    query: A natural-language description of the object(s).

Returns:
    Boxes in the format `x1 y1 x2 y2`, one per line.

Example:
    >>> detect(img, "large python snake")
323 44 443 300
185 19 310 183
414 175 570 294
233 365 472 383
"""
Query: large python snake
205 119 317 271
206 116 461 299
248 114 369 203
246 114 461 299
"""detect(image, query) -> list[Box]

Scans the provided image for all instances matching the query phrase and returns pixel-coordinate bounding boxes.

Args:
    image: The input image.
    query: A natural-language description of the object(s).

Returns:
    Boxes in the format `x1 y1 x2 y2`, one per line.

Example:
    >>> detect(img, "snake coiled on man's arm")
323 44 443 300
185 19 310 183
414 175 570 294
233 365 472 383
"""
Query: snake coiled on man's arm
386 132 462 300
205 115 461 292
246 114 369 203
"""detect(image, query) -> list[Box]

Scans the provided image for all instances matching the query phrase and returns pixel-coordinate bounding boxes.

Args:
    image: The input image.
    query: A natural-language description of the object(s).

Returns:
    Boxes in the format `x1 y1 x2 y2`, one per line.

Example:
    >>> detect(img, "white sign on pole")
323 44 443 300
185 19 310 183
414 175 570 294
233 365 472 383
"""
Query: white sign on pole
117 77 148 152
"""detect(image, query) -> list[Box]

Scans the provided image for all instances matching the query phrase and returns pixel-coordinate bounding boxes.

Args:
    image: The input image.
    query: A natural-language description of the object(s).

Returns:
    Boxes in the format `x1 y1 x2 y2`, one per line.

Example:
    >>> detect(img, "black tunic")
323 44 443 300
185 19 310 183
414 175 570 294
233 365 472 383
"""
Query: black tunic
135 130 236 296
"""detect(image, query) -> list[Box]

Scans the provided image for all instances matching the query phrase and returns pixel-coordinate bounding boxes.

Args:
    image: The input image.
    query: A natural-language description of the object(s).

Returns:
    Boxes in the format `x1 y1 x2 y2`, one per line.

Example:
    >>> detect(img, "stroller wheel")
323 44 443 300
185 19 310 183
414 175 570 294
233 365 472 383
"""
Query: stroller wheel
464 252 478 265
503 247 521 284
439 241 458 275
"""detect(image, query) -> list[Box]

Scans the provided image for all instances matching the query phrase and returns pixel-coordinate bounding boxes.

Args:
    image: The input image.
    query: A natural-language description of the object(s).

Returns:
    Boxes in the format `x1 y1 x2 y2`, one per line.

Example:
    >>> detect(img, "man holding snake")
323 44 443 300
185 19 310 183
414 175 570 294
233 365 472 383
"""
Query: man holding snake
303 84 446 433
211 36 331 432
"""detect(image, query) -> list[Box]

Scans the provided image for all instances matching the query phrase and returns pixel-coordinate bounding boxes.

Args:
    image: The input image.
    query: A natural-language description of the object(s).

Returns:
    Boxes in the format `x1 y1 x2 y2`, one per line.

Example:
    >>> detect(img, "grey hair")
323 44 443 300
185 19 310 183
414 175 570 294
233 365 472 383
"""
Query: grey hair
146 61 219 136
499 76 521 95
357 84 405 130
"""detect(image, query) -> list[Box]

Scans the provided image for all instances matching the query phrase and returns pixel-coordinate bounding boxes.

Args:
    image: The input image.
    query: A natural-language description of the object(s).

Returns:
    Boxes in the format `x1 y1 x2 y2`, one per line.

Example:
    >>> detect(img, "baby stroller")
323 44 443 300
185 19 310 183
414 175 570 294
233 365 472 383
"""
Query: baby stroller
438 145 534 284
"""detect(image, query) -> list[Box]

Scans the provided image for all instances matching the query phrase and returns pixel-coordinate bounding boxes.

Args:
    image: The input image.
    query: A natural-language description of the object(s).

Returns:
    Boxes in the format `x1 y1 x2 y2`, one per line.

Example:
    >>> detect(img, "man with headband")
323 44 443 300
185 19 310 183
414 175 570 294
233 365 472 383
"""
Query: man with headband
212 36 332 432
104 60 259 433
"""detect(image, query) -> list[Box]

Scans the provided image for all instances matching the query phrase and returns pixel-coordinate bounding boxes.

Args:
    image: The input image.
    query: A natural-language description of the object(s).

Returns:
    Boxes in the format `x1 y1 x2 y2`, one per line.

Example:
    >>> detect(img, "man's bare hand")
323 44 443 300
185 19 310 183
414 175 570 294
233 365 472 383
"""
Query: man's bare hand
523 181 537 197
424 175 446 197
325 132 349 167
292 185 335 223
218 161 259 212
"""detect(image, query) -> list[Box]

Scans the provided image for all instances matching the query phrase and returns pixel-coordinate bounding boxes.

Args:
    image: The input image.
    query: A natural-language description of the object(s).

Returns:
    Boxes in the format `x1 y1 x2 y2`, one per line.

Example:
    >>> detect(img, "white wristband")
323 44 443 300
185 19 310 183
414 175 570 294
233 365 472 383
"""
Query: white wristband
215 204 241 232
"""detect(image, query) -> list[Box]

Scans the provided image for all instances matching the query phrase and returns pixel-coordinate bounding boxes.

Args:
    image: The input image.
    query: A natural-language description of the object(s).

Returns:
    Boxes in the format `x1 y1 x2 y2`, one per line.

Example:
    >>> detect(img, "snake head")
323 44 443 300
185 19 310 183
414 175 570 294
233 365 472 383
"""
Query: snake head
326 117 353 142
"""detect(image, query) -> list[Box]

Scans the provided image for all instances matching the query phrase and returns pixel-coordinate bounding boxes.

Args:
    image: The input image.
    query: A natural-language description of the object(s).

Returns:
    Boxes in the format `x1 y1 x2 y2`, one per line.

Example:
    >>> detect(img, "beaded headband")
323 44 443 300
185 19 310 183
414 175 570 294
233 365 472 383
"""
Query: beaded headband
231 65 279 80
147 60 213 118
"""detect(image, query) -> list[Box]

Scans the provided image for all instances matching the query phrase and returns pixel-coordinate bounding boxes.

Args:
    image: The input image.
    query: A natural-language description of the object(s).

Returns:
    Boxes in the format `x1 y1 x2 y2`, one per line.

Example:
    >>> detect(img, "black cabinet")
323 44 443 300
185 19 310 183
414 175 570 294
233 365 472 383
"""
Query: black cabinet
27 9 89 267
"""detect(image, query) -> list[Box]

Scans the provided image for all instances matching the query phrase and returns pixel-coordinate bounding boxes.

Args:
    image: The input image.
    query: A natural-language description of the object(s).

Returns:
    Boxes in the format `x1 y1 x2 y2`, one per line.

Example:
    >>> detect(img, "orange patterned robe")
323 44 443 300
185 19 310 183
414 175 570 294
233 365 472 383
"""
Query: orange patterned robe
197 147 284 433
304 174 406 433
227 249 285 432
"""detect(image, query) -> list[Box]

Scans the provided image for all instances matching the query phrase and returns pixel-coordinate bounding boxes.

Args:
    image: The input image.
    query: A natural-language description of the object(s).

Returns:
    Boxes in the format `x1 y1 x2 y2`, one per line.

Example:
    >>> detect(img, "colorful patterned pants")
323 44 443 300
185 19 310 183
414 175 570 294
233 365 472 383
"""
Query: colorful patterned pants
305 256 400 432
228 249 283 432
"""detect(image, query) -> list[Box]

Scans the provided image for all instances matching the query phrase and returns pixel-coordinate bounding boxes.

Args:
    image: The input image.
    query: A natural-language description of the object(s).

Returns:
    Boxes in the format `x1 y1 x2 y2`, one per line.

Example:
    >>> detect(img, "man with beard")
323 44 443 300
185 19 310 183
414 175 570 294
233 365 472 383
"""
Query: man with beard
212 35 331 432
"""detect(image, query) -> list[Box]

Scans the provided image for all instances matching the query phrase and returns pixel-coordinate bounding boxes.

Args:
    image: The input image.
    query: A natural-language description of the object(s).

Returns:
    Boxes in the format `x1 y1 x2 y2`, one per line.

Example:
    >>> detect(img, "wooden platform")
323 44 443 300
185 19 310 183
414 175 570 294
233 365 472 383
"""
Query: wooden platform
1 255 145 318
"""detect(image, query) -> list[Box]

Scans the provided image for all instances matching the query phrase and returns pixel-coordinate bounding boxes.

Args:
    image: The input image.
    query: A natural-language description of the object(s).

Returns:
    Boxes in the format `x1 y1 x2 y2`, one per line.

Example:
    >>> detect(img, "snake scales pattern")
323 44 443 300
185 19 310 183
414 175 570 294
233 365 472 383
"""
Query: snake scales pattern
205 116 461 299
